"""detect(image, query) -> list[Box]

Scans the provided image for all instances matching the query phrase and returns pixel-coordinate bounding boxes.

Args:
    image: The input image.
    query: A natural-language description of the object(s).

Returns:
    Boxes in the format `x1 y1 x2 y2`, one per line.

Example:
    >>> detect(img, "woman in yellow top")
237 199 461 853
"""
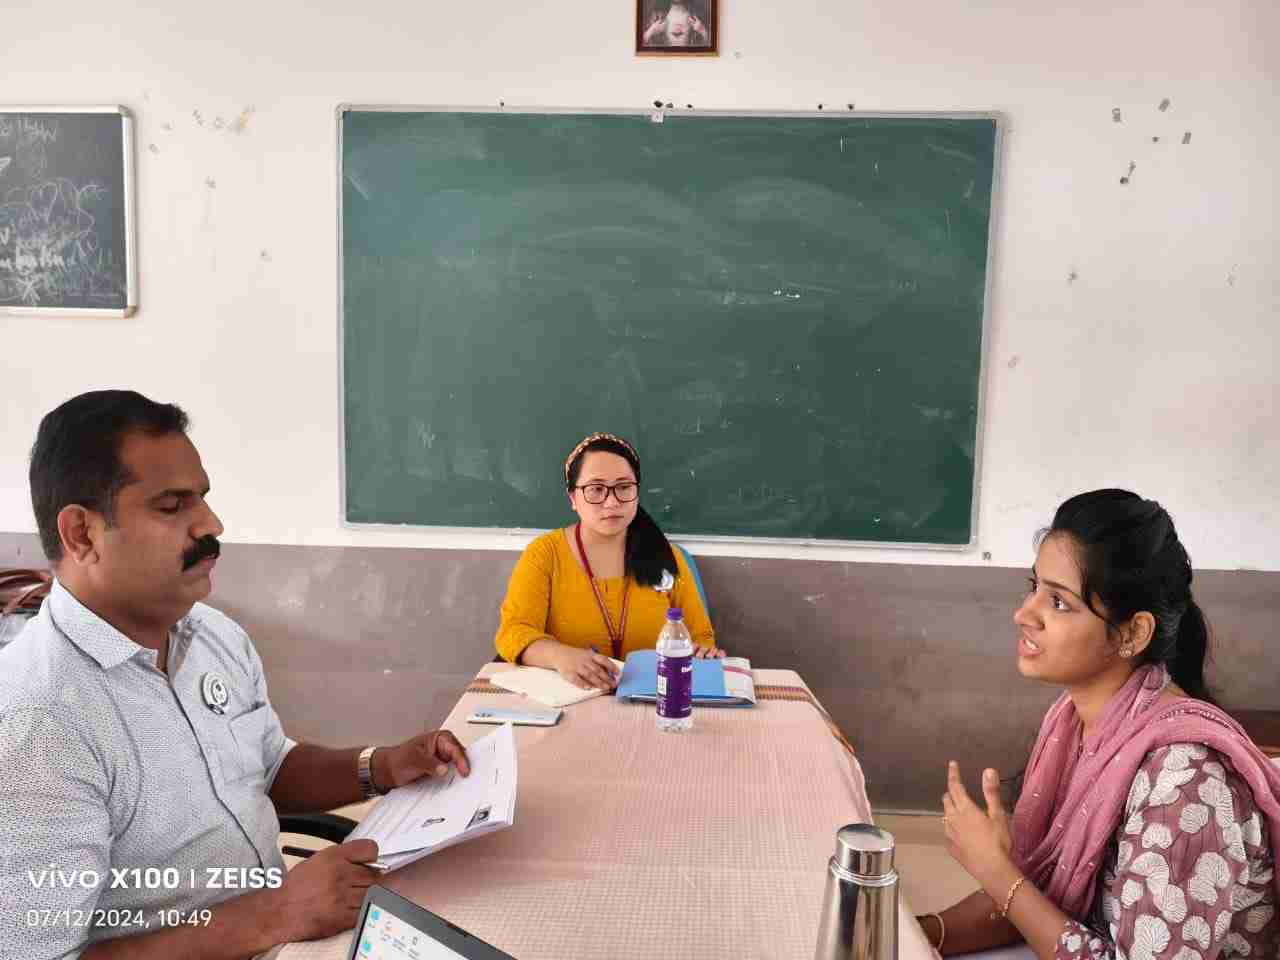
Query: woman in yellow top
495 432 722 690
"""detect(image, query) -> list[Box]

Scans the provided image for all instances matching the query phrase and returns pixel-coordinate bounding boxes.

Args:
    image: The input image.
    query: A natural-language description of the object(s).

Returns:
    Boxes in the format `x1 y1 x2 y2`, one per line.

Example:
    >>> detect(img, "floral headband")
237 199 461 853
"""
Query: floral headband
563 432 639 485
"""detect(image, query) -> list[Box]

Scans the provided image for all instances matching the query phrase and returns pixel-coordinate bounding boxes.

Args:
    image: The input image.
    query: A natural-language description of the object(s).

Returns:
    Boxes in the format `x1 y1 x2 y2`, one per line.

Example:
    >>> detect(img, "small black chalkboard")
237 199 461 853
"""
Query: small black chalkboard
0 107 136 315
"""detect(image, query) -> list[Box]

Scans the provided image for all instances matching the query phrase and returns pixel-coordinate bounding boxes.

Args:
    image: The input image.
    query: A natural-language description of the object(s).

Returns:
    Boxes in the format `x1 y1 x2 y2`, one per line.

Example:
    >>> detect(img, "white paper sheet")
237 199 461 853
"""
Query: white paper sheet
348 723 517 870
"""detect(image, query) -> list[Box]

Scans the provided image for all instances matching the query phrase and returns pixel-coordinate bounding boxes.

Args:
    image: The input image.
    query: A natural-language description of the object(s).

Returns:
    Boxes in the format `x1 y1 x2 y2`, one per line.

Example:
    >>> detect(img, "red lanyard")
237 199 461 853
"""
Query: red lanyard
574 523 630 660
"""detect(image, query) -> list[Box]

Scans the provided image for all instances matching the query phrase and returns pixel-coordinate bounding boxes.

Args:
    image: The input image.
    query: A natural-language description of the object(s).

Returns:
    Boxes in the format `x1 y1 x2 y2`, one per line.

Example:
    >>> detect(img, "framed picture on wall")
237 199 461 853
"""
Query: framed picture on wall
635 0 717 55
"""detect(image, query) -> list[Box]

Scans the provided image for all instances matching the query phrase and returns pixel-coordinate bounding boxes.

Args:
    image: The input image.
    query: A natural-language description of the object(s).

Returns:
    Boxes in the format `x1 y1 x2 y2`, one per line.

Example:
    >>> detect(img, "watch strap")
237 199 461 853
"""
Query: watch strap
357 745 384 800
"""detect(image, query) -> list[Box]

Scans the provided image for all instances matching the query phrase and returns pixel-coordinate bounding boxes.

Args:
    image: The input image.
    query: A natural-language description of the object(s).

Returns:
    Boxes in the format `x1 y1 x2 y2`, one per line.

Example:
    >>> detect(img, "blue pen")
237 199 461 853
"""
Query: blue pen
591 646 618 688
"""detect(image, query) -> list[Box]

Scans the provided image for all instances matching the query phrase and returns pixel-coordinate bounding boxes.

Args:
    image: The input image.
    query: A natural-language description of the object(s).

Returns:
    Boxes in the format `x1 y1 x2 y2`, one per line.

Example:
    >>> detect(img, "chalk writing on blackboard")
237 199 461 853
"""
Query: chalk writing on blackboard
0 109 135 314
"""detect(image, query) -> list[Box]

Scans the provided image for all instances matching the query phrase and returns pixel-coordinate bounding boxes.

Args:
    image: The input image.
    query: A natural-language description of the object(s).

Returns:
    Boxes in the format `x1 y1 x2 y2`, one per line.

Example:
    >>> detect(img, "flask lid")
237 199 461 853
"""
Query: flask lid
833 823 895 878
666 608 683 620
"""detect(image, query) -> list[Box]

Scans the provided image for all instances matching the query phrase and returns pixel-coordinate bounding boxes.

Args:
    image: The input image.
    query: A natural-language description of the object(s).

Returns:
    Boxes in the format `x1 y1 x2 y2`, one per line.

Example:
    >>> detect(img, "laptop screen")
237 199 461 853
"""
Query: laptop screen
353 902 469 959
346 887 516 960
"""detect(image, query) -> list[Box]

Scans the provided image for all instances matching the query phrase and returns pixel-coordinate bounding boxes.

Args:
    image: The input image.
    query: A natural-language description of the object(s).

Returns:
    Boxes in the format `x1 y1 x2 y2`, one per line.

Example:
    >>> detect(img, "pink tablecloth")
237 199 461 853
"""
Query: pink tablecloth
278 665 935 960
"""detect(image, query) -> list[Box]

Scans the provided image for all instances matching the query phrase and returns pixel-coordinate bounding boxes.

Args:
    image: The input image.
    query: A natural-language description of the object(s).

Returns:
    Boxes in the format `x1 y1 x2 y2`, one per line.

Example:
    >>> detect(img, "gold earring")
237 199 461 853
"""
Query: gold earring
1119 642 1133 659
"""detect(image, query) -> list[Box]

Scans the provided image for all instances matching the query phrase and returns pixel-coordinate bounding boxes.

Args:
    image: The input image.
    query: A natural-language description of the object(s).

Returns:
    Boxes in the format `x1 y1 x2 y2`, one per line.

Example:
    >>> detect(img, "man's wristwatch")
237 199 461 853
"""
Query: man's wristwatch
357 746 385 800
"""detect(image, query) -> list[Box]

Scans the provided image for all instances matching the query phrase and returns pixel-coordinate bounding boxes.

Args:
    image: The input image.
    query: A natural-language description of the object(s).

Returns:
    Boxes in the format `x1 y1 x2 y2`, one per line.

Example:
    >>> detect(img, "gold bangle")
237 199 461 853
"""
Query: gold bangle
990 876 1025 920
924 912 946 951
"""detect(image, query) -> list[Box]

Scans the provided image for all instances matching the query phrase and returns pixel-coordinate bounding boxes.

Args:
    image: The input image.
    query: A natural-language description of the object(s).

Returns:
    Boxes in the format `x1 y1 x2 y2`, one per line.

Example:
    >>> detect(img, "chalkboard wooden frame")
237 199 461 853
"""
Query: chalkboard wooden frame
0 105 138 317
336 105 1004 549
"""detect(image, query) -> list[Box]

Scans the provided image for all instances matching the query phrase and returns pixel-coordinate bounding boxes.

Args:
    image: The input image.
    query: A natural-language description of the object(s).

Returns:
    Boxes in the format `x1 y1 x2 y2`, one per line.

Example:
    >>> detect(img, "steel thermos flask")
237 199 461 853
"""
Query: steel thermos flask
814 824 899 960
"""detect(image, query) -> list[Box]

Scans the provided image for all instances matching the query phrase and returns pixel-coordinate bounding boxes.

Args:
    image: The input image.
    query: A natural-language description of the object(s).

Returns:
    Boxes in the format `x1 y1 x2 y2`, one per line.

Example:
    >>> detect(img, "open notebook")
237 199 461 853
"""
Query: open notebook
490 661 624 708
615 651 757 706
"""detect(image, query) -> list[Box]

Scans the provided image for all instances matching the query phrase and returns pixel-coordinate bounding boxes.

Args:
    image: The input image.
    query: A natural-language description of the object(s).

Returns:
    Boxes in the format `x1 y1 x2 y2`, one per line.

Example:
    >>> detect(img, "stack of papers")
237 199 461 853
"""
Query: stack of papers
615 651 757 706
348 723 517 870
490 661 624 708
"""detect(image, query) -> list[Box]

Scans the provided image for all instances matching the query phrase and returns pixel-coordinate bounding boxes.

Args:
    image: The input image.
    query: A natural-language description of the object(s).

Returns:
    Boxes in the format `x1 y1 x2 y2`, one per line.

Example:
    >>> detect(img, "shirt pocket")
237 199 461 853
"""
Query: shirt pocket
225 705 271 783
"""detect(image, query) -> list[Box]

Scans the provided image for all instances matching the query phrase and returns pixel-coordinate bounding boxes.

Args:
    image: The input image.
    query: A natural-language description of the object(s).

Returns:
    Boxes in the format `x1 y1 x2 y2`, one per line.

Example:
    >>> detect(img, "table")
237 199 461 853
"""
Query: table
277 664 937 960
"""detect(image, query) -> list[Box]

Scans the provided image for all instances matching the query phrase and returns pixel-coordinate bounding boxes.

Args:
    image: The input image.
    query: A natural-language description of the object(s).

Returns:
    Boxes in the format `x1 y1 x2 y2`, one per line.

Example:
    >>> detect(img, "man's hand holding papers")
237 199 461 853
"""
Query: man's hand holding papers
373 728 472 788
349 724 518 871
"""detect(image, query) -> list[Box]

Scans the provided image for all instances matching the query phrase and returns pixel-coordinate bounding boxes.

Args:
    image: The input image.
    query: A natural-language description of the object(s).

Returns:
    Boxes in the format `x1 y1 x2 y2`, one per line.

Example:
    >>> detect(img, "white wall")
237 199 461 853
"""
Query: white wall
2 0 1276 570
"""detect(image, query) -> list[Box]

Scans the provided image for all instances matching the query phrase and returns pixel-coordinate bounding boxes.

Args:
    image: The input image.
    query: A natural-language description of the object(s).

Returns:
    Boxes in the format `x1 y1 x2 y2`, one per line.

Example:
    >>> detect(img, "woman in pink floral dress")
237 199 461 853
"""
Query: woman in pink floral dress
918 490 1280 960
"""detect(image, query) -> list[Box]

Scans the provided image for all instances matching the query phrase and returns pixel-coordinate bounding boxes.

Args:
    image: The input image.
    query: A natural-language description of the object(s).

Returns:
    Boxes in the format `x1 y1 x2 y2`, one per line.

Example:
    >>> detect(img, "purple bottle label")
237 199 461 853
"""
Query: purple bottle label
656 653 693 719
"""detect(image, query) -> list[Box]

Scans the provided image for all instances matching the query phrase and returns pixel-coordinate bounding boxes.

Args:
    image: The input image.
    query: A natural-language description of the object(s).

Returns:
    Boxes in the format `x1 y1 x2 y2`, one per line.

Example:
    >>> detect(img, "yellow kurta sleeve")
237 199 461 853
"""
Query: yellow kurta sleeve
670 547 715 649
494 533 558 663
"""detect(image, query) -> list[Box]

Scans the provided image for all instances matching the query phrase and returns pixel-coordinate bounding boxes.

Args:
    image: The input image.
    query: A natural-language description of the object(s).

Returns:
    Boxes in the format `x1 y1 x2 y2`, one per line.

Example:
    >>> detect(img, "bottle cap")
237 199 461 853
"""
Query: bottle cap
832 823 895 879
666 608 683 620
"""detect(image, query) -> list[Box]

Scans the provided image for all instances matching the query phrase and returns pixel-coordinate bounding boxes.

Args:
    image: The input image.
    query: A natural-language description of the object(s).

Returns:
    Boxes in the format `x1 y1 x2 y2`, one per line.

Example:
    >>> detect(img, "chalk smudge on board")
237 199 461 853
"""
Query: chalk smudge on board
924 139 976 164
345 170 371 201
1158 98 1171 112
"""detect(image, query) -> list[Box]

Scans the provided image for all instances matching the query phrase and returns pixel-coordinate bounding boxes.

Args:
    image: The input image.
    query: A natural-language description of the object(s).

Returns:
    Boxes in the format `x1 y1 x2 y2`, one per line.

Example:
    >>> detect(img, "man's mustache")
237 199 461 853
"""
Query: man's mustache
182 535 221 570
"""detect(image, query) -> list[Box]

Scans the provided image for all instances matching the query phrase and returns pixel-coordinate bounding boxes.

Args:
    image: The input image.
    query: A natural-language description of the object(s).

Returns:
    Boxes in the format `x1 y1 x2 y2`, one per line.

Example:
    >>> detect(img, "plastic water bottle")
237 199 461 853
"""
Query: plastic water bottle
656 608 694 732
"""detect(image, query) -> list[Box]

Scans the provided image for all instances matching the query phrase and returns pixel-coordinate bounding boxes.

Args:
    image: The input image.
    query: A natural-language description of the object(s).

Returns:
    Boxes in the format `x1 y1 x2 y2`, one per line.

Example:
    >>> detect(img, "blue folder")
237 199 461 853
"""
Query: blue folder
615 650 753 707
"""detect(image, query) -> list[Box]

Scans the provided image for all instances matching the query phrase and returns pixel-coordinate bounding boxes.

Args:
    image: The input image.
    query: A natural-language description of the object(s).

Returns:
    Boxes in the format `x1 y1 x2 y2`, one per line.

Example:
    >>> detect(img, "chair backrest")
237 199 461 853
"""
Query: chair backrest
0 568 52 616
673 544 710 618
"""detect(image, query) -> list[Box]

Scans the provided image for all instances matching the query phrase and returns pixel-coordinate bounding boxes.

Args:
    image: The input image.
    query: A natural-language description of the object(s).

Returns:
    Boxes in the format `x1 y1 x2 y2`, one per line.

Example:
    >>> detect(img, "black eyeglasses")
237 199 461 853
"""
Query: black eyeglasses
573 481 639 504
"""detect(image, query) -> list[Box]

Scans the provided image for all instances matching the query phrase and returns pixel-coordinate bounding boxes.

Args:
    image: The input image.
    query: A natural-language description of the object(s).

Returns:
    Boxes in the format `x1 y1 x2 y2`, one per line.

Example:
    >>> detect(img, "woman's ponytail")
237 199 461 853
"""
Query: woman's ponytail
625 505 678 589
1167 599 1213 703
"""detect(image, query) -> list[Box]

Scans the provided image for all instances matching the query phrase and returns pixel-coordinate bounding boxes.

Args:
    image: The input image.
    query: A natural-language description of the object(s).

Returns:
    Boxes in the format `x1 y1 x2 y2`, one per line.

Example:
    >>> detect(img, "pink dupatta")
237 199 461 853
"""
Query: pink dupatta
1011 664 1280 918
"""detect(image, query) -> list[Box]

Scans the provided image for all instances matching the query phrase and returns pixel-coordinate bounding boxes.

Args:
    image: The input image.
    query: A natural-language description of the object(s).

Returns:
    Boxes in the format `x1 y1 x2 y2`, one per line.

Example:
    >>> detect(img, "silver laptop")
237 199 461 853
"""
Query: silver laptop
346 886 516 960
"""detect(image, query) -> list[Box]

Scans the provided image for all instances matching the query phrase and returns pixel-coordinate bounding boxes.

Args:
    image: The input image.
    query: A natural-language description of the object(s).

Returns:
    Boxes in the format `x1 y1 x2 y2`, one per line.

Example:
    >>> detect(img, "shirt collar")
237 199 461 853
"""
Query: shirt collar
48 579 186 671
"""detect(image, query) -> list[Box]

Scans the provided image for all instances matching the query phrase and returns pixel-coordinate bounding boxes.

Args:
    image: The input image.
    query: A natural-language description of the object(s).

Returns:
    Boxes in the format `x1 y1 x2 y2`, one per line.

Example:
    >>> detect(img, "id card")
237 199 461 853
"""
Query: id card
467 707 563 726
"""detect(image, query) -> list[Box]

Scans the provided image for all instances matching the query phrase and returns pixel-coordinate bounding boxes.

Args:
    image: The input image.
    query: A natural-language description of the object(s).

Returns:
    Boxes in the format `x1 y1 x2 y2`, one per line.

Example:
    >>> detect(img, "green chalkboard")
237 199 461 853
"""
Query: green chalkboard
340 108 999 544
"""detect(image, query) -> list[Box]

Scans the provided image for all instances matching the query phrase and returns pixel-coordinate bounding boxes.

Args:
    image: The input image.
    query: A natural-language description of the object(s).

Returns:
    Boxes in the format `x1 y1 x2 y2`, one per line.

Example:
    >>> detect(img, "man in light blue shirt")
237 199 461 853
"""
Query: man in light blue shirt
0 391 470 960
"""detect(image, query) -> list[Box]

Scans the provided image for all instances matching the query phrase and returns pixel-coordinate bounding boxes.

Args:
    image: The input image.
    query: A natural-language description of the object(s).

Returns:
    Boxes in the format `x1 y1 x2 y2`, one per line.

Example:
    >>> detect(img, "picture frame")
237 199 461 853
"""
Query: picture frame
635 0 718 56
